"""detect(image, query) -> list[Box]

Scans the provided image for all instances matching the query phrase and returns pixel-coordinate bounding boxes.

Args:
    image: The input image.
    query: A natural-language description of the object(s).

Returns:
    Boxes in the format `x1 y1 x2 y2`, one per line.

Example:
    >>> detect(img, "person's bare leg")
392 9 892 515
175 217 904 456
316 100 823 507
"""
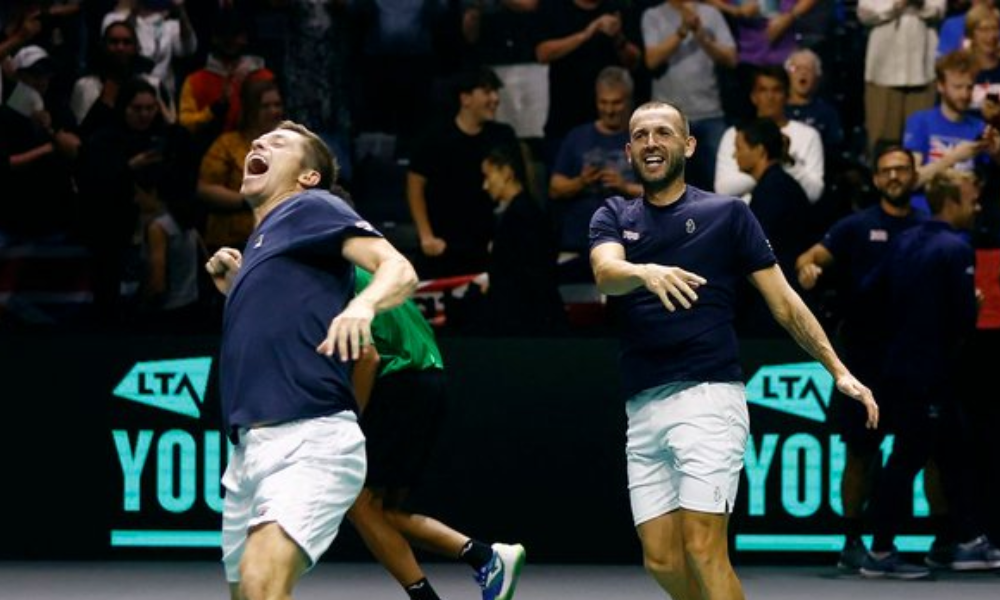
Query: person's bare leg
636 511 703 600
348 488 427 586
386 507 471 557
237 522 309 600
680 510 743 600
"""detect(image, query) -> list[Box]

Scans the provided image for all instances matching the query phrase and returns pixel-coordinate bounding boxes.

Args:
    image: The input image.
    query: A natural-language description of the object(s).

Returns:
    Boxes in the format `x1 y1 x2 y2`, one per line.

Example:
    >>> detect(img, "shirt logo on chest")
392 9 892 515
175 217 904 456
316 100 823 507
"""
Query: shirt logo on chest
685 218 696 234
253 234 264 248
869 229 888 242
623 229 640 241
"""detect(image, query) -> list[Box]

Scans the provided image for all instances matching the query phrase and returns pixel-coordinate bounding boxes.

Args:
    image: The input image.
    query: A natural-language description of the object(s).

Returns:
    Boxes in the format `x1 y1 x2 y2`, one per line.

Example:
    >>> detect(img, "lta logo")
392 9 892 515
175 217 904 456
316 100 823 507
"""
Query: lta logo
736 362 931 554
113 357 212 418
110 357 226 549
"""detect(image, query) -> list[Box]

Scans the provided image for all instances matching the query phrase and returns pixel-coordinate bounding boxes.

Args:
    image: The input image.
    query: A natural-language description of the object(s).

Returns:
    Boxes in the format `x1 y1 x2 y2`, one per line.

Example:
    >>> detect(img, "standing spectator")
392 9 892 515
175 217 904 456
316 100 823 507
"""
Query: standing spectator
859 170 1000 578
350 0 453 158
197 78 284 255
795 146 926 572
406 66 522 279
535 0 642 168
478 145 567 335
733 117 814 337
69 20 169 136
549 66 639 282
274 0 355 183
101 0 198 115
642 0 737 191
858 0 944 155
177 9 273 157
715 65 825 202
462 0 548 142
0 44 80 242
705 0 816 122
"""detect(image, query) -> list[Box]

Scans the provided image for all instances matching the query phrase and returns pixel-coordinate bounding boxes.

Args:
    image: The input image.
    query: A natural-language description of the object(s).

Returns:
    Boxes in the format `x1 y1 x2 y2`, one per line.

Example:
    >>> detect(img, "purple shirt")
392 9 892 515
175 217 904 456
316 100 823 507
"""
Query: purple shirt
735 0 798 66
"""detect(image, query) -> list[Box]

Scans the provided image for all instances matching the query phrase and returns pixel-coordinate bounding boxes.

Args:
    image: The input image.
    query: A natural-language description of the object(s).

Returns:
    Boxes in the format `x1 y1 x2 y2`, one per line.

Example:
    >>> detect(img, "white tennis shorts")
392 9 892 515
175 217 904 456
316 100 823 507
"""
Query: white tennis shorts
625 382 749 525
221 412 366 582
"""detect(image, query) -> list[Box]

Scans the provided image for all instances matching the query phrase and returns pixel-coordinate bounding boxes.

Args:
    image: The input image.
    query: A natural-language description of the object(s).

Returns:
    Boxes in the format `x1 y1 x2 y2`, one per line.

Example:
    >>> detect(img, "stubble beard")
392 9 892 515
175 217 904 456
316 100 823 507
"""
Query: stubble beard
881 186 911 209
632 152 685 194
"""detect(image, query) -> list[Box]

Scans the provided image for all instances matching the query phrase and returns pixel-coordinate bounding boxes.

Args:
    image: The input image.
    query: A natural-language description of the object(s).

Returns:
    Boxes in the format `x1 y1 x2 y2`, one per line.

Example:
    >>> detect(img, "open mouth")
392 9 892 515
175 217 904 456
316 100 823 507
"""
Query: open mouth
246 155 269 176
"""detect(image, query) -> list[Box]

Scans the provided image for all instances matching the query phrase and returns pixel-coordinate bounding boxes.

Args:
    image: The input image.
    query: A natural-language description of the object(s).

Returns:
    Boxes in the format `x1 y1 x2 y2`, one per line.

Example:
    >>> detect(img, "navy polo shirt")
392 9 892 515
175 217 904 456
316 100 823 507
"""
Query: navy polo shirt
219 189 382 439
822 204 926 333
589 186 776 399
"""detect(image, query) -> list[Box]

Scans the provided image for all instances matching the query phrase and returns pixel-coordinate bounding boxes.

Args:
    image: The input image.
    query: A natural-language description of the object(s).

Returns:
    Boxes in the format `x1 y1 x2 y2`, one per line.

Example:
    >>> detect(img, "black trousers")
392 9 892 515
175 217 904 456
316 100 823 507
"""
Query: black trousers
870 383 979 552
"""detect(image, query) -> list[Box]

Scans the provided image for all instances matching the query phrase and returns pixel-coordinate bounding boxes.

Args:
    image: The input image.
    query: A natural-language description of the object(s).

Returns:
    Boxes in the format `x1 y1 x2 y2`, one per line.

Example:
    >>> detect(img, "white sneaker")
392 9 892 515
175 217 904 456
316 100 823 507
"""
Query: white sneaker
474 542 526 600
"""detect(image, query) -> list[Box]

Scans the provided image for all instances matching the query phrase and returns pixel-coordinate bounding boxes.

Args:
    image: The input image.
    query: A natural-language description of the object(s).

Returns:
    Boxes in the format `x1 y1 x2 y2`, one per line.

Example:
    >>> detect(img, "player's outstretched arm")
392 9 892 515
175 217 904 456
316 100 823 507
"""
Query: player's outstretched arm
591 242 706 311
751 264 879 429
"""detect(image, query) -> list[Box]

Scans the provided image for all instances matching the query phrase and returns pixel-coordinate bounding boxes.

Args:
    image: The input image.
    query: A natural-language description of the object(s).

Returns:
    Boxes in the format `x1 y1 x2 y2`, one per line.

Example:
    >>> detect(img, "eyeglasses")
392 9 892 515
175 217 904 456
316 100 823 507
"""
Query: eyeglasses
876 166 913 176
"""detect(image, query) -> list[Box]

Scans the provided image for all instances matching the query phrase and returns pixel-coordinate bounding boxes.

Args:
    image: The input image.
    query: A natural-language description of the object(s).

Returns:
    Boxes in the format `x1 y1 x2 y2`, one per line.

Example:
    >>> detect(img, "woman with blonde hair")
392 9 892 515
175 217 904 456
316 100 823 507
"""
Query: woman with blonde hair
963 3 1000 111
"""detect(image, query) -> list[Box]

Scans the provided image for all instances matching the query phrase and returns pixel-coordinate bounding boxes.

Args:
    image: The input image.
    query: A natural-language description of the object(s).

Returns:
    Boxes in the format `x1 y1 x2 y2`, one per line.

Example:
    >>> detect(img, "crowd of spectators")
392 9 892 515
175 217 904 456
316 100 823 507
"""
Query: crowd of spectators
0 0 998 340
3 0 999 570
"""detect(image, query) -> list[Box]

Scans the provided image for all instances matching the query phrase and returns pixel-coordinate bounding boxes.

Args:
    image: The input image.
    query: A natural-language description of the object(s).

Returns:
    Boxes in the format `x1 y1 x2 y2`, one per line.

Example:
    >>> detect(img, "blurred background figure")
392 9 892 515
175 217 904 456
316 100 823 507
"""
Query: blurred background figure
75 76 198 327
715 65 825 203
132 163 206 333
642 0 736 191
475 145 566 336
858 0 943 156
196 78 284 256
100 0 198 123
548 66 639 284
406 66 522 280
785 48 844 163
859 170 1000 579
733 117 814 338
0 43 80 243
534 0 642 169
177 9 273 158
69 19 168 137
461 0 548 146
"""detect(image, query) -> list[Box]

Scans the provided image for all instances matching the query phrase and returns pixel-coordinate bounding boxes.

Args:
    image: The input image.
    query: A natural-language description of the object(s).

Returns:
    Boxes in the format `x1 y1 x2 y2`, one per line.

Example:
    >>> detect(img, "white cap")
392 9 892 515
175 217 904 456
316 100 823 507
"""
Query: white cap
13 45 51 71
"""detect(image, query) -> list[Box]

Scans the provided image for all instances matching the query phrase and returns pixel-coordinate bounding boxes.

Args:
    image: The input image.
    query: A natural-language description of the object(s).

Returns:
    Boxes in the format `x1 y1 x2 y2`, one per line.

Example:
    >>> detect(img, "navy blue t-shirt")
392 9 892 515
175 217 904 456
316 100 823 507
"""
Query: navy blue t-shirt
861 220 977 392
822 204 926 334
220 189 382 439
589 186 776 399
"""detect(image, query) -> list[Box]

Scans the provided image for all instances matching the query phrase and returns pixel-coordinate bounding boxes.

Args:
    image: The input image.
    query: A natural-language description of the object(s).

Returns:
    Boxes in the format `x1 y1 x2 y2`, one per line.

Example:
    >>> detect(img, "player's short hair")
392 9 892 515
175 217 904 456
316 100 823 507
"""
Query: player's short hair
275 120 339 190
